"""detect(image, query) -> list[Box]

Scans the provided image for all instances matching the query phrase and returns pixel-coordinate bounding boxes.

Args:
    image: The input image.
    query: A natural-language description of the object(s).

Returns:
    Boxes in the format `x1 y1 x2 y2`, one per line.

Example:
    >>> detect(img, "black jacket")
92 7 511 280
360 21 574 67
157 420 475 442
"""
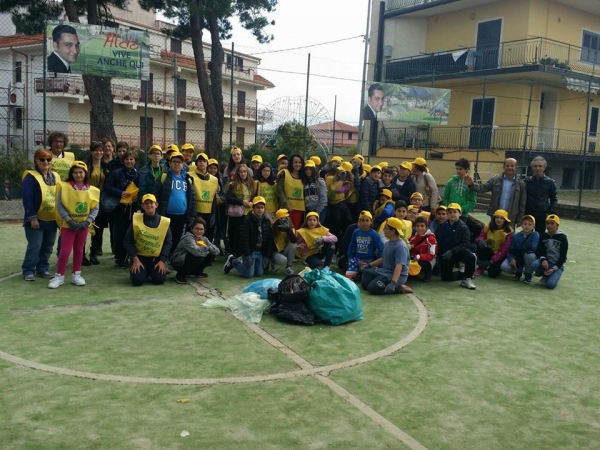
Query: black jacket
360 177 381 212
435 219 471 256
524 175 558 214
239 212 273 258
393 176 416 204
155 171 196 220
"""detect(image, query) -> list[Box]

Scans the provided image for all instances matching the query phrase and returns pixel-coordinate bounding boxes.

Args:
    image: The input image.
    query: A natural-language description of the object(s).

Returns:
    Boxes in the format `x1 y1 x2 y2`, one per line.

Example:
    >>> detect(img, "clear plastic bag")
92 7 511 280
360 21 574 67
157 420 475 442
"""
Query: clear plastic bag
203 293 269 324
242 278 281 299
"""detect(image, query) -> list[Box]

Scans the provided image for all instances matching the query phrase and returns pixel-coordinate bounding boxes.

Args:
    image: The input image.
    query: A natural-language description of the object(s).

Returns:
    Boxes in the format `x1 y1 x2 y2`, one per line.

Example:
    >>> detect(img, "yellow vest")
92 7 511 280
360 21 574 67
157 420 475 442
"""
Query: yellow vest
274 226 295 253
373 200 395 232
257 181 278 213
296 226 329 258
484 226 511 254
230 182 253 214
283 169 305 211
22 170 61 221
326 178 347 205
132 213 171 258
191 172 218 214
50 152 75 181
56 182 100 229
402 219 413 243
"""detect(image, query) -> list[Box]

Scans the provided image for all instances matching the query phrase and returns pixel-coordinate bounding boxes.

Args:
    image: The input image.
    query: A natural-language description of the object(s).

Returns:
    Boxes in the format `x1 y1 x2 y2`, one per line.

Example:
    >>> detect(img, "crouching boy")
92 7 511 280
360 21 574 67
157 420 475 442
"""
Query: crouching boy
531 214 568 289
361 218 412 295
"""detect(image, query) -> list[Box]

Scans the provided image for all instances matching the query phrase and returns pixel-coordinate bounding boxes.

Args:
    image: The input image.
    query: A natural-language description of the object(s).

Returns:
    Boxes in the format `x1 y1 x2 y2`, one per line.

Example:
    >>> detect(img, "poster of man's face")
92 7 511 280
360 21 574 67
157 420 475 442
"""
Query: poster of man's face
48 25 80 73
362 82 451 125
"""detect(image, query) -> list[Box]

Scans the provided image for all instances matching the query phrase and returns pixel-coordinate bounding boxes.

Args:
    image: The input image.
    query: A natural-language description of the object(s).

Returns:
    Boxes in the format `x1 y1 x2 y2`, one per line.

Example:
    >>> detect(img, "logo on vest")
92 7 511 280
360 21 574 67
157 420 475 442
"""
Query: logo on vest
201 190 210 201
292 188 302 198
75 202 88 214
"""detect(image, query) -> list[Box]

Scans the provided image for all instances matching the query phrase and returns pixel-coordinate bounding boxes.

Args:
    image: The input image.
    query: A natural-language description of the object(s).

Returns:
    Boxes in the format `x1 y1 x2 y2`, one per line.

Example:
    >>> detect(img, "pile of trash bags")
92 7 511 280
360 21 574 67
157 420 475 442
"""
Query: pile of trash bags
207 268 363 326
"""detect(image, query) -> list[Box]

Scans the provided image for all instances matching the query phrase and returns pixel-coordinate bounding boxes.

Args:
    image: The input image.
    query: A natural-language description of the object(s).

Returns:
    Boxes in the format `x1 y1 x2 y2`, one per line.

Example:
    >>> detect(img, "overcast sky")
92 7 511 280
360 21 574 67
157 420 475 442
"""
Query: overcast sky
220 0 371 126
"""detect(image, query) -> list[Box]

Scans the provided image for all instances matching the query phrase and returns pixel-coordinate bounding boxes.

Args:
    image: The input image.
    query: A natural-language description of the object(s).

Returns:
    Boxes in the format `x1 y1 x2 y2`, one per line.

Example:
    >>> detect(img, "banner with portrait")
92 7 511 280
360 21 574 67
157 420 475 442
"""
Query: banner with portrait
363 82 451 125
47 22 150 80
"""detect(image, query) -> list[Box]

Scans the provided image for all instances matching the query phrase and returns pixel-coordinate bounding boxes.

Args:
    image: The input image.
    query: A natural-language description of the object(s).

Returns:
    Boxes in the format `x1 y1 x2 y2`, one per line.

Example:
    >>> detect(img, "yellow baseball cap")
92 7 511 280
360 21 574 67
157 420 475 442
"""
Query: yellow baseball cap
399 161 412 170
330 156 344 163
277 154 288 162
521 214 536 226
207 158 219 167
412 157 427 166
181 143 195 151
275 209 290 221
352 154 364 163
71 160 88 171
385 218 405 237
447 202 462 213
359 210 373 220
309 156 321 166
379 161 389 168
230 146 242 154
494 209 511 223
546 214 560 225
169 151 184 161
363 164 372 173
370 165 382 172
251 155 263 163
305 211 320 220
142 193 157 203
407 205 420 212
410 192 424 200
380 189 392 198
340 162 353 172
166 144 179 153
148 144 162 154
304 160 316 168
195 152 209 162
252 196 266 205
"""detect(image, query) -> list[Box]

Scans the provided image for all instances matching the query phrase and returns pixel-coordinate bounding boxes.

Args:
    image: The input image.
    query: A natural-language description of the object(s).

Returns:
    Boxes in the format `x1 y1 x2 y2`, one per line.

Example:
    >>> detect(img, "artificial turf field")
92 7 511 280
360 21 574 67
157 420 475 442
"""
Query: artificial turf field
1 215 599 449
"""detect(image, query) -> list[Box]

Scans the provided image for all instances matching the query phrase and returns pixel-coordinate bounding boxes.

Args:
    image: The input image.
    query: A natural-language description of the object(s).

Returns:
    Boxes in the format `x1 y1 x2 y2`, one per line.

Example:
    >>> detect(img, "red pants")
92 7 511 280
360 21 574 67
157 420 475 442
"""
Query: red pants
289 209 304 230
57 228 89 275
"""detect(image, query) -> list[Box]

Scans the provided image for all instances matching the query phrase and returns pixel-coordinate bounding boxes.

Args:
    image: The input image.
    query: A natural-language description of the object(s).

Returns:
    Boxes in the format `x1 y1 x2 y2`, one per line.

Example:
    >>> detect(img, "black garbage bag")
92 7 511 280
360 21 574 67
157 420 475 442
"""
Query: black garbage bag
267 276 314 325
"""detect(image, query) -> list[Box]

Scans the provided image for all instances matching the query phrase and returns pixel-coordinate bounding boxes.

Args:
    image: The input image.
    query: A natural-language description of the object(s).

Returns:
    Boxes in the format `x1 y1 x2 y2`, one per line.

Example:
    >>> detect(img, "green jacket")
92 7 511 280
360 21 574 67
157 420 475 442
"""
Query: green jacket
442 175 477 217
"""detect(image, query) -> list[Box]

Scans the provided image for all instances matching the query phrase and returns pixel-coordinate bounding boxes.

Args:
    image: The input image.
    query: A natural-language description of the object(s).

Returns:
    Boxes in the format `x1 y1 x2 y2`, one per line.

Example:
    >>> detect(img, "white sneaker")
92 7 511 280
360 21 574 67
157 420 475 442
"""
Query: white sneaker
71 271 86 286
48 274 64 289
284 265 295 275
461 278 476 290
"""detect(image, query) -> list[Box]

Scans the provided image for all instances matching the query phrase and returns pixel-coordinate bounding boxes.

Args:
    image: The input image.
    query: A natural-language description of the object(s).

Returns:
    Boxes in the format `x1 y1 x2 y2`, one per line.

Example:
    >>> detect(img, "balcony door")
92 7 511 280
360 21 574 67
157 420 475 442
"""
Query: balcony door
476 19 502 70
469 98 495 149
537 91 558 150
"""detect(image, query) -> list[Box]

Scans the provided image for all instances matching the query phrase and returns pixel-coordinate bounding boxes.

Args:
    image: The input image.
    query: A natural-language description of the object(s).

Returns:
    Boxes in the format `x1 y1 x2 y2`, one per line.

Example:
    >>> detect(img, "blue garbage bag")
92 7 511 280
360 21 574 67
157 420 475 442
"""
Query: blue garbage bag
303 267 363 325
242 278 281 299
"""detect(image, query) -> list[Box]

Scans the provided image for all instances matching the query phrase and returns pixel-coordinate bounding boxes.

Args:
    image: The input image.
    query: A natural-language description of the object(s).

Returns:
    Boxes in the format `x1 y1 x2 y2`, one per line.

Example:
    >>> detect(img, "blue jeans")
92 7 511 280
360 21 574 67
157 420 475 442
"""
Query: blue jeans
531 259 564 289
22 226 57 276
233 250 264 278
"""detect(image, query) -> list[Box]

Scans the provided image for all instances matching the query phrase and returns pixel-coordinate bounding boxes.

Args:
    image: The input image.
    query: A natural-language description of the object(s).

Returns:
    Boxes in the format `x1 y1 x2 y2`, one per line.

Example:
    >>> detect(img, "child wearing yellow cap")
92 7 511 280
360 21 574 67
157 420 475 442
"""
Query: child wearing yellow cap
270 209 298 275
474 209 514 278
530 214 568 289
345 211 384 279
295 212 338 269
500 214 539 283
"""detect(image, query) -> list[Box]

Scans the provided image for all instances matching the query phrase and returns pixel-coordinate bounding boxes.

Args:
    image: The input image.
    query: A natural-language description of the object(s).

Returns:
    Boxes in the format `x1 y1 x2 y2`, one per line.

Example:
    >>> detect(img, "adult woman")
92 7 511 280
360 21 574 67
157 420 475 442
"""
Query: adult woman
86 141 111 265
277 153 305 230
48 131 74 181
411 157 439 212
295 212 337 270
102 138 115 166
302 159 327 223
223 146 252 181
49 161 100 288
226 164 255 257
107 141 129 173
104 150 140 268
21 149 60 281
255 163 278 220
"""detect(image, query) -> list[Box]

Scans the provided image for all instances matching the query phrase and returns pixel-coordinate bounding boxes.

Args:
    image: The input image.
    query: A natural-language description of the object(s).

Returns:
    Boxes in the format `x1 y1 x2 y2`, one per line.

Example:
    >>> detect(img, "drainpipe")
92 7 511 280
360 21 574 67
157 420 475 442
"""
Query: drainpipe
577 74 594 219
357 0 372 160
10 48 30 151
521 84 534 171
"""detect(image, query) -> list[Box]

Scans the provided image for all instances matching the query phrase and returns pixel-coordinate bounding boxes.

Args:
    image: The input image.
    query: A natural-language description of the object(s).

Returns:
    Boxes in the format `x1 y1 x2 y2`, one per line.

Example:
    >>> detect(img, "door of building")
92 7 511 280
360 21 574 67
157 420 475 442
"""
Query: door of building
476 19 502 70
470 98 495 149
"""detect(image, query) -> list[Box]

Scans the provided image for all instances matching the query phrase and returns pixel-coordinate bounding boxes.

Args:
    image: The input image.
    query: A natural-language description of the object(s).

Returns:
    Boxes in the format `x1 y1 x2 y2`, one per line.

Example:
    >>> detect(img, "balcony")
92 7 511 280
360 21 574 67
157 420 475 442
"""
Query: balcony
378 124 597 156
34 76 270 121
386 38 600 83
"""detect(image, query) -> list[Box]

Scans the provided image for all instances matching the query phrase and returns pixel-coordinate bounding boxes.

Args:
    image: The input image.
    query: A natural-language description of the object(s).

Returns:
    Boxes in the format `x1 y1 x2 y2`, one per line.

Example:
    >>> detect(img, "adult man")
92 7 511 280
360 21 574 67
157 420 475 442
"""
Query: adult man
124 194 172 286
48 132 75 181
362 83 384 121
524 156 558 235
48 25 80 73
465 157 526 225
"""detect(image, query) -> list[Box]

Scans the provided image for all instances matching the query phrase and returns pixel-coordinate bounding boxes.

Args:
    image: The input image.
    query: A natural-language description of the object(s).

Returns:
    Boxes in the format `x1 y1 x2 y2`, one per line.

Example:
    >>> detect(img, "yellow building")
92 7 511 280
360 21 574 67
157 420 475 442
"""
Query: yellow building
367 0 600 188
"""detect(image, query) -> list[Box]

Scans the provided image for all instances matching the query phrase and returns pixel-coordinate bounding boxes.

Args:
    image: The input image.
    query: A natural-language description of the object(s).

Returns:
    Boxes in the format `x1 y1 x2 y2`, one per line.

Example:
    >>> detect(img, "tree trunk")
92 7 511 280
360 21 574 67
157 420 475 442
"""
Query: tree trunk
190 11 224 158
63 0 117 144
